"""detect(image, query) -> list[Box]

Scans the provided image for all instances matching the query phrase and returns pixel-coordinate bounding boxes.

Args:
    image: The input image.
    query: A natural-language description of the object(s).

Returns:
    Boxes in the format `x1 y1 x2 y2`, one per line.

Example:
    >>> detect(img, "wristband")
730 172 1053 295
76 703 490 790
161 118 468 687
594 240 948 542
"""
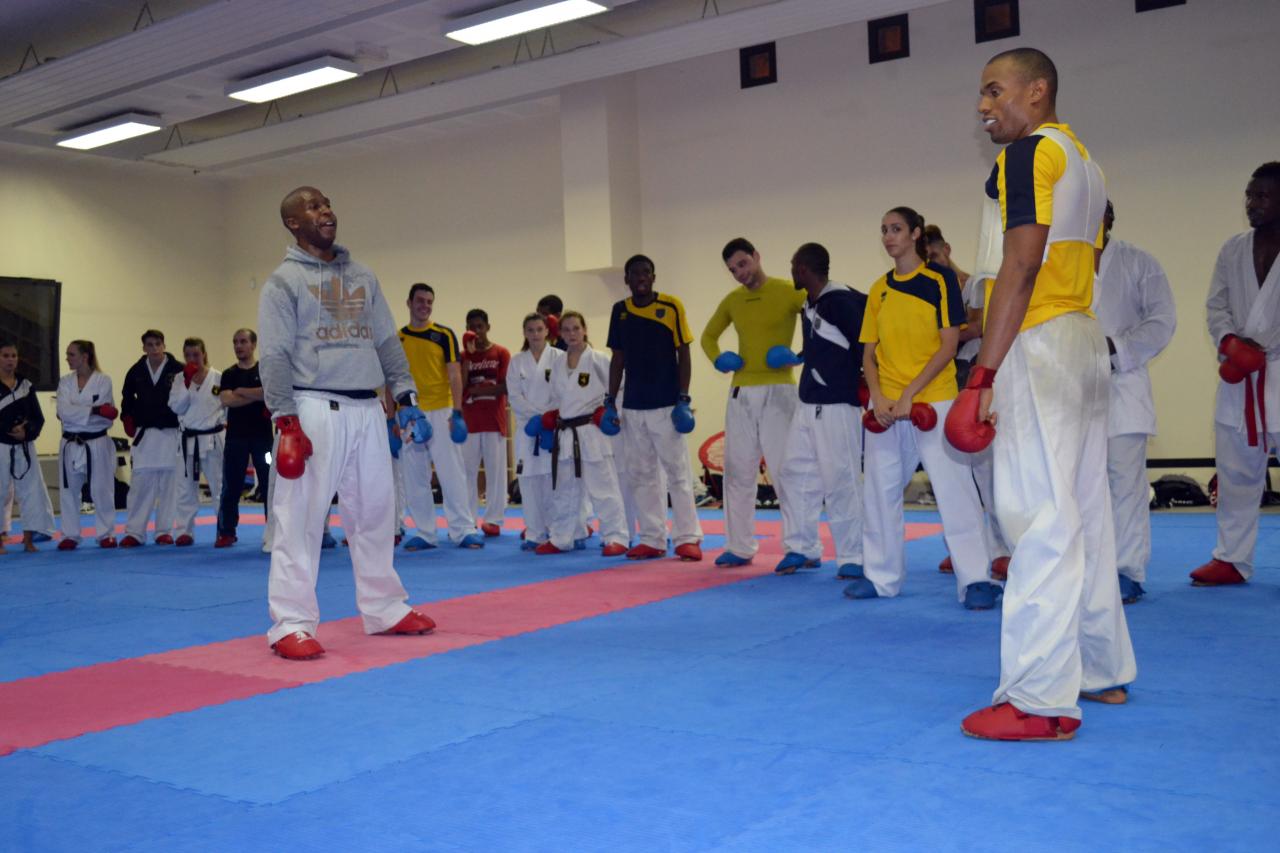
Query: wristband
965 366 997 390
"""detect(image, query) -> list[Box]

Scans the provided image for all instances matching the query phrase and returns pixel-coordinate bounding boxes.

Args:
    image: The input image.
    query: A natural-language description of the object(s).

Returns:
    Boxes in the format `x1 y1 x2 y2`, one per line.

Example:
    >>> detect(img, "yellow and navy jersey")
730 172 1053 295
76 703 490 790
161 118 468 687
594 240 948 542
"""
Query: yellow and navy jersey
399 323 459 411
607 292 692 410
859 261 965 404
699 277 805 386
986 121 1106 331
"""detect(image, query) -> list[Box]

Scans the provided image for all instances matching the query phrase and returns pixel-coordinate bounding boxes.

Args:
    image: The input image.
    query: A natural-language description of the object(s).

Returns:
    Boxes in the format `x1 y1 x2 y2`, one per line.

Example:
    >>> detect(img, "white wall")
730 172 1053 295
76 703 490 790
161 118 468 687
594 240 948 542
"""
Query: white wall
0 149 231 454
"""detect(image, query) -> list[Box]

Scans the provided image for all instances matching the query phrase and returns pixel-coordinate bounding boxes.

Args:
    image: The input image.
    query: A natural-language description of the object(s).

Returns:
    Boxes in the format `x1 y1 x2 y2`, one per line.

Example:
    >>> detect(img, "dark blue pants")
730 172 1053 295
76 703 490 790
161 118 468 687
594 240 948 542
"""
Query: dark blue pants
217 432 272 537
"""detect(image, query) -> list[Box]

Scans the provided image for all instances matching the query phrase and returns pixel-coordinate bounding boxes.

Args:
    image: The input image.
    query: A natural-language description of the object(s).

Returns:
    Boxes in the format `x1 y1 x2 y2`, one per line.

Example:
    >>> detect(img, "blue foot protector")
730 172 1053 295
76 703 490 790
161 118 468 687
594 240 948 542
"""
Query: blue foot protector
843 578 880 599
963 581 1003 610
715 551 750 567
774 552 811 574
321 532 337 549
31 531 53 542
458 533 485 549
520 539 539 551
1119 575 1145 604
403 535 438 551
836 562 864 580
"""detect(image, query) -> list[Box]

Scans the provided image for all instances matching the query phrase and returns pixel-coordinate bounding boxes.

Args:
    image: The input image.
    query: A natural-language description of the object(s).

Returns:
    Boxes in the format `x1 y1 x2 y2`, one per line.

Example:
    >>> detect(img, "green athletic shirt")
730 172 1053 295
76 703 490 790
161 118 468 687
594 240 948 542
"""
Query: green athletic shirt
700 277 805 386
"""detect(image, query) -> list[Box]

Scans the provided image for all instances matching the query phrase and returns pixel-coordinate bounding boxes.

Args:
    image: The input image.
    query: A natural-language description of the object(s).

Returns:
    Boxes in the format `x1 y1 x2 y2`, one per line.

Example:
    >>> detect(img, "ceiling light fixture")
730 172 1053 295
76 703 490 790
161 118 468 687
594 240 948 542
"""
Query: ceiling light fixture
445 0 609 46
56 112 163 150
226 56 360 103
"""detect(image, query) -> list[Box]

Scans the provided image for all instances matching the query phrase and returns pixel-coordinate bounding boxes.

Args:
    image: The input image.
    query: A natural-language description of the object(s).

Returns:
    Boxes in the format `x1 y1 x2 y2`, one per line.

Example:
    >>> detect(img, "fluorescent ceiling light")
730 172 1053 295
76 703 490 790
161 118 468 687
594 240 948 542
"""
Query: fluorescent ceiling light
57 112 163 150
446 0 608 46
226 56 360 103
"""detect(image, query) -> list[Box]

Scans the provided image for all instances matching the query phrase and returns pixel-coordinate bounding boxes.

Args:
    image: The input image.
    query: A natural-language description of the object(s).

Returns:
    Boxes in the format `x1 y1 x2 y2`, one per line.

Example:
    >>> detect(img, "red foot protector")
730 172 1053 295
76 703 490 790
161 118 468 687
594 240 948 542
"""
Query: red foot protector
961 702 1080 741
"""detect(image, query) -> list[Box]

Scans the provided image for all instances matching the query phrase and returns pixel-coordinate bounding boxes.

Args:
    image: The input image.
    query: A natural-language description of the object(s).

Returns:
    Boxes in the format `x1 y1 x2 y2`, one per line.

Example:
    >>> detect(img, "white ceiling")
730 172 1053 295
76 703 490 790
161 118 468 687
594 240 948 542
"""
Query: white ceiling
0 0 943 176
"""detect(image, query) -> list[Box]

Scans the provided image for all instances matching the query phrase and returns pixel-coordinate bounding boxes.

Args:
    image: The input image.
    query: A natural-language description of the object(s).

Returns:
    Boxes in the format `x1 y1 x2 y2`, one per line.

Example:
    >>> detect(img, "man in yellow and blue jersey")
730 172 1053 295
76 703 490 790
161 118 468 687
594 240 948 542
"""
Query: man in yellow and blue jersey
398 283 483 550
947 48 1136 741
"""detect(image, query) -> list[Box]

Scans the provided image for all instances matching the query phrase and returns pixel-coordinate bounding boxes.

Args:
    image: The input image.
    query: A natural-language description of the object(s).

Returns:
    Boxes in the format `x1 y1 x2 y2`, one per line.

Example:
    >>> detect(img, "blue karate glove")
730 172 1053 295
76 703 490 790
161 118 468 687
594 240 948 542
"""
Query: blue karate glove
765 345 803 369
449 408 468 444
523 414 543 438
713 351 744 373
387 418 403 459
598 395 621 437
395 393 432 444
538 428 555 452
671 395 695 434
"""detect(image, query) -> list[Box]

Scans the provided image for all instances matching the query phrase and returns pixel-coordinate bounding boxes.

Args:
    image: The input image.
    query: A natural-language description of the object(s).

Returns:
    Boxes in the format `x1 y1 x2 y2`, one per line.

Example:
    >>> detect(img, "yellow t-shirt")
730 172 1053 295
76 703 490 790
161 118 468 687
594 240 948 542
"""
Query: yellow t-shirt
699 276 805 386
987 122 1105 331
399 323 458 411
859 262 965 403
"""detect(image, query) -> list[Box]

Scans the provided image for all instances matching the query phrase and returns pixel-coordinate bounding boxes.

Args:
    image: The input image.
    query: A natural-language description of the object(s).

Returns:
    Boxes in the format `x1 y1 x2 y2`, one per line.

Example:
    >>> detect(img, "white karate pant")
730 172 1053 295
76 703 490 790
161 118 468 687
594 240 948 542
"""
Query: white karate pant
1107 433 1151 583
780 403 863 566
401 407 478 545
722 384 800 559
991 313 1137 718
462 430 508 526
547 427 628 550
1211 422 1280 579
266 394 412 645
0 442 55 537
622 406 702 550
172 434 224 538
969 447 1011 560
519 472 553 544
1 481 10 533
610 423 640 539
59 435 117 542
262 452 334 552
863 399 990 600
125 469 176 542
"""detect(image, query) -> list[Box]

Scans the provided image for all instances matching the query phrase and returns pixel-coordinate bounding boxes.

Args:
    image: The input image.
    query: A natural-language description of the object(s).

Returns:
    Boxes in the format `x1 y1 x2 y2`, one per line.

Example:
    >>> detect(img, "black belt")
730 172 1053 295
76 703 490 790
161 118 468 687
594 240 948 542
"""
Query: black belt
293 386 378 399
61 429 110 488
2 441 32 480
550 413 594 489
182 425 224 481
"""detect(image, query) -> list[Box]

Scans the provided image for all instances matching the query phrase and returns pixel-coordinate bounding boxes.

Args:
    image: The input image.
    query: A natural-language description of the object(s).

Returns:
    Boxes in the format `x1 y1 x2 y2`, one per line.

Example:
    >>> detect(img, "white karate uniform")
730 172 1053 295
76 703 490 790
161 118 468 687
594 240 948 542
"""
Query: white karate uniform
1093 238 1176 583
125 361 180 543
864 399 990 600
56 371 118 543
781 403 863 566
508 346 563 545
1207 229 1280 579
168 369 226 538
547 347 627 550
622 405 702 550
401 407 480 545
267 393 411 643
722 384 800 558
0 379 55 539
462 430 508 527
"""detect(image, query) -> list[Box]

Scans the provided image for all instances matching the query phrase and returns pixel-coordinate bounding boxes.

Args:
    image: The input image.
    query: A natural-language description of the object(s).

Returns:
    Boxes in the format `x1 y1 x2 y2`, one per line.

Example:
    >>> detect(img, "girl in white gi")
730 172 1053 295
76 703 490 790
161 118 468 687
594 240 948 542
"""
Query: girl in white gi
508 312 564 550
0 342 56 554
848 207 999 610
56 340 119 549
536 312 629 556
168 338 226 547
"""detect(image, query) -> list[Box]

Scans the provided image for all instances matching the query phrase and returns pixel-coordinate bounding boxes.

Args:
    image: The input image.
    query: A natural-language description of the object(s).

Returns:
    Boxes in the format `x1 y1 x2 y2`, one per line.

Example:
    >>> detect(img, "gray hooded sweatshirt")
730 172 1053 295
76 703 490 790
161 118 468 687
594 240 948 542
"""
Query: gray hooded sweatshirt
257 244 415 417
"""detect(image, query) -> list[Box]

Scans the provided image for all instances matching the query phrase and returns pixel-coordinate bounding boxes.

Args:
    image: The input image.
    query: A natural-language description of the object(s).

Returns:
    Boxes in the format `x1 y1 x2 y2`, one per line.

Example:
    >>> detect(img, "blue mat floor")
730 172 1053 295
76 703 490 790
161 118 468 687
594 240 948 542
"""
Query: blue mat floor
1 507 1277 851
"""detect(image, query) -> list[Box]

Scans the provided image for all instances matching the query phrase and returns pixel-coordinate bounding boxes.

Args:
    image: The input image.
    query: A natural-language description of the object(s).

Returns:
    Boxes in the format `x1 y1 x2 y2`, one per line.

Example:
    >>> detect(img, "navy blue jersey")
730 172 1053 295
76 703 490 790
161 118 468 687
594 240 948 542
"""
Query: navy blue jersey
607 292 693 410
798 284 867 406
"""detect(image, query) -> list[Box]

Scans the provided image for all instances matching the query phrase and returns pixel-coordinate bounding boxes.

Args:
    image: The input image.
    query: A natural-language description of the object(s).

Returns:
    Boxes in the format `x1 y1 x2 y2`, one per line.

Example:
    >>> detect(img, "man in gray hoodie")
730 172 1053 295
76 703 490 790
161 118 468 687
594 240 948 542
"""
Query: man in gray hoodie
257 185 435 660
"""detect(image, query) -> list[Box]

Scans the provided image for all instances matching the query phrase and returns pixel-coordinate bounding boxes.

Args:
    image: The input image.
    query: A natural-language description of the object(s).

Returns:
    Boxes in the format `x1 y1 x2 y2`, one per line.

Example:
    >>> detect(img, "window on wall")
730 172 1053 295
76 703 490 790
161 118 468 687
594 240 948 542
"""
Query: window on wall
0 277 62 391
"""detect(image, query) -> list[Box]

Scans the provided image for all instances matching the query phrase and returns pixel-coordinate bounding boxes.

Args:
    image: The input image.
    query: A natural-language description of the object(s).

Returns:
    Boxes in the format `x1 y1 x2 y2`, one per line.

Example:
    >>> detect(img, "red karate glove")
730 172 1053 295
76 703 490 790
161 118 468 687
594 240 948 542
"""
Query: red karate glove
540 409 560 431
183 362 200 388
1219 360 1248 384
910 402 938 432
274 416 313 480
944 366 997 453
92 403 119 421
122 414 137 438
861 408 889 434
1219 335 1265 384
545 313 560 341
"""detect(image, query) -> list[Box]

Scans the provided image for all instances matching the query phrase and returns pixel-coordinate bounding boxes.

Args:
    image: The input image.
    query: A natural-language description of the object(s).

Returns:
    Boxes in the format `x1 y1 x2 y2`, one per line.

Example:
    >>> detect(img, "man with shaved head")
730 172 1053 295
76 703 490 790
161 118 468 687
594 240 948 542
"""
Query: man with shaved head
945 48 1136 740
257 185 436 660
